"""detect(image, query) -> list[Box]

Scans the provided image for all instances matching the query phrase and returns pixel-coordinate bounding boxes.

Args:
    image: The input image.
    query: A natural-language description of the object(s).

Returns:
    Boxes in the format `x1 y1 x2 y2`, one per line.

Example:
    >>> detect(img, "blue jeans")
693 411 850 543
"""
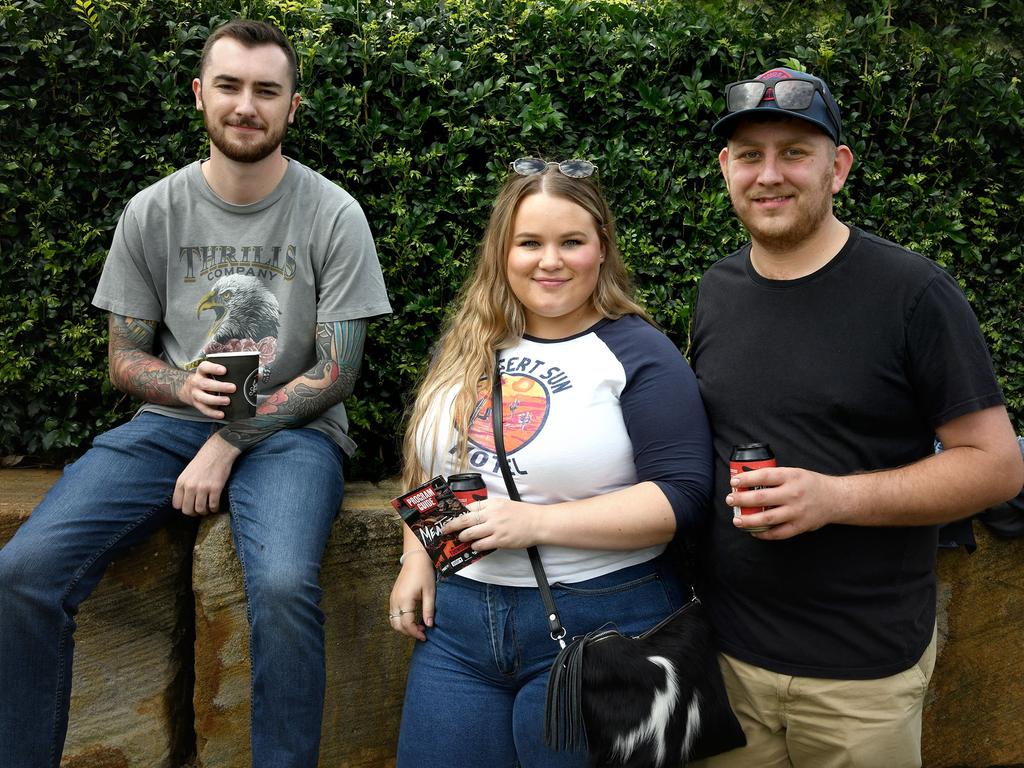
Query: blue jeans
0 413 344 768
396 557 685 768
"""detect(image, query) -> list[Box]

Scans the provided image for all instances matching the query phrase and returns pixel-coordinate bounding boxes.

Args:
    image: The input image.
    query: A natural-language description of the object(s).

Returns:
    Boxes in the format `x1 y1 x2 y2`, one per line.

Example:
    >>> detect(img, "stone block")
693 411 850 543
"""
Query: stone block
0 469 196 768
192 480 411 768
10 462 1022 768
923 525 1024 767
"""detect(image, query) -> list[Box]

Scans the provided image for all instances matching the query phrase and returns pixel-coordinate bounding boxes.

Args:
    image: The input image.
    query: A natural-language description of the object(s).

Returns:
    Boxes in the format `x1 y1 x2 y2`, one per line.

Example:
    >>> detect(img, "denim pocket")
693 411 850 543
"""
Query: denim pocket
551 563 680 639
553 571 659 597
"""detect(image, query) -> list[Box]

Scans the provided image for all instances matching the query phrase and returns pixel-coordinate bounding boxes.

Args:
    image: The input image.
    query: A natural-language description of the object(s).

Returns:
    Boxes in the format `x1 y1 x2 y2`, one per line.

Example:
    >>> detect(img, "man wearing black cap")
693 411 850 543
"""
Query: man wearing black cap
688 67 1023 766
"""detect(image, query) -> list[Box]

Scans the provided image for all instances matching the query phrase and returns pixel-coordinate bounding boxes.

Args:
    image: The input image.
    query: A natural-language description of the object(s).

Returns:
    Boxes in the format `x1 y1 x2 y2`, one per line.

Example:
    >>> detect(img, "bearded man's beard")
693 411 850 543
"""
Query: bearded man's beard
204 113 288 163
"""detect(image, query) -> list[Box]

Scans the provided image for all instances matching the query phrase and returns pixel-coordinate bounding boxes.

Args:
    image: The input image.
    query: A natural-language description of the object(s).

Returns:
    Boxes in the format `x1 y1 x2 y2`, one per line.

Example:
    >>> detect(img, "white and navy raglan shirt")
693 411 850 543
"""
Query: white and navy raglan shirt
417 314 712 587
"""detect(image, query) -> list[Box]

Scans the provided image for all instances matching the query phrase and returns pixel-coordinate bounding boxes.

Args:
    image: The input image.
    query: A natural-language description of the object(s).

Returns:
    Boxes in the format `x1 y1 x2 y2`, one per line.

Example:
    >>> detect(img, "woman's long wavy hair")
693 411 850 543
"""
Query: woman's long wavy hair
400 164 653 489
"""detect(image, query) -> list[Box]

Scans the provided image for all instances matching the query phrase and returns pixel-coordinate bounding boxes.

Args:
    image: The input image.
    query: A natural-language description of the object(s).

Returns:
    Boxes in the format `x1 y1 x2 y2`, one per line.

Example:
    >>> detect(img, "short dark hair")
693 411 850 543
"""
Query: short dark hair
199 19 298 93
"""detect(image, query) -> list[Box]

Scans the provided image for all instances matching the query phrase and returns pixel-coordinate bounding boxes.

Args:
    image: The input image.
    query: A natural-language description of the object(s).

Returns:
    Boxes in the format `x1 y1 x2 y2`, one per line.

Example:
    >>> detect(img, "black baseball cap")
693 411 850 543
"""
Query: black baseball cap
713 67 842 145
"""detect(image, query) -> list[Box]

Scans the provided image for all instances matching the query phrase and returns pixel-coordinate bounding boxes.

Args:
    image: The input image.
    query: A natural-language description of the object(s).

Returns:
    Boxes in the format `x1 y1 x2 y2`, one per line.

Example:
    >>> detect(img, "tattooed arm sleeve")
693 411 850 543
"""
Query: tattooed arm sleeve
217 319 368 452
108 313 191 404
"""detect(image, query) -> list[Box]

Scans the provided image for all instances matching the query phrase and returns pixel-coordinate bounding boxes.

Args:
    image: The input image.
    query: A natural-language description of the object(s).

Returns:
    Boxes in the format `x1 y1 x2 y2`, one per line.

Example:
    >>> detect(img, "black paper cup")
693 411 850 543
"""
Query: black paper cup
206 351 260 421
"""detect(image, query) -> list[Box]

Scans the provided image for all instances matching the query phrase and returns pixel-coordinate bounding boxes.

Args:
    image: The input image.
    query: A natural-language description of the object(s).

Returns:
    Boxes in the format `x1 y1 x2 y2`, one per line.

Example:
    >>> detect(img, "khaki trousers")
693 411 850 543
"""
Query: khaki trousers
693 628 937 768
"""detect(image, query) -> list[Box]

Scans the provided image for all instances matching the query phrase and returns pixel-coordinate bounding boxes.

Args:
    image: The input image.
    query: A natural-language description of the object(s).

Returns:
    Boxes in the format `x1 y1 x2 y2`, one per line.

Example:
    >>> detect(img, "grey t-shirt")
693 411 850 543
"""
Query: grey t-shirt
93 158 392 454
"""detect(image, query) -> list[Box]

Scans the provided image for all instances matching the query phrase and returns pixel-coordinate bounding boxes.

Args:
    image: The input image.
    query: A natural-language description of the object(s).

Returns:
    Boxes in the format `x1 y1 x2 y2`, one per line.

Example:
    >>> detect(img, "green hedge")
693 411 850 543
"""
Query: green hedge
2 0 1021 478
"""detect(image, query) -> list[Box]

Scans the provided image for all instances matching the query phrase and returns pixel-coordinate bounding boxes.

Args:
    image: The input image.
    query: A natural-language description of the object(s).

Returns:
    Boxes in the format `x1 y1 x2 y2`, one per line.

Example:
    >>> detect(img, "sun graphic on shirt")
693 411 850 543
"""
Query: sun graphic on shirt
468 373 550 454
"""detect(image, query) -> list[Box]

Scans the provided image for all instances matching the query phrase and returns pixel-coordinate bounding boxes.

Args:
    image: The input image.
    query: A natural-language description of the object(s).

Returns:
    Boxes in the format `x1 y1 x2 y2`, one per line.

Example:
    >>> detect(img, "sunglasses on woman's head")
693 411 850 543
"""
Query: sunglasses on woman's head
510 158 597 178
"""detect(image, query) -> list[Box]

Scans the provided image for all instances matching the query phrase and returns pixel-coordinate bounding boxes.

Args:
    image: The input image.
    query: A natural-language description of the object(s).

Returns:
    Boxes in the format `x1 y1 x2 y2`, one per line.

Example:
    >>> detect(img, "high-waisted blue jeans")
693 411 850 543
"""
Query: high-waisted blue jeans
0 412 344 768
396 556 685 768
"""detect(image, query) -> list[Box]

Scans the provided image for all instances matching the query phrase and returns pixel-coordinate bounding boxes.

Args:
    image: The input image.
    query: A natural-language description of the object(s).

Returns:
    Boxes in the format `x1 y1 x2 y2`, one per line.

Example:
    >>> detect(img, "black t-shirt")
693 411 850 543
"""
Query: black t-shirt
690 227 1005 679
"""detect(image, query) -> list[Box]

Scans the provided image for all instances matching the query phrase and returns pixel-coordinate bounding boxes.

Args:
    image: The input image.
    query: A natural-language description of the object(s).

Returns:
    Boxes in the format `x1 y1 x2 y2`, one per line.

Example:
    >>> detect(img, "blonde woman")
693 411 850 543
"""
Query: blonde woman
389 159 712 767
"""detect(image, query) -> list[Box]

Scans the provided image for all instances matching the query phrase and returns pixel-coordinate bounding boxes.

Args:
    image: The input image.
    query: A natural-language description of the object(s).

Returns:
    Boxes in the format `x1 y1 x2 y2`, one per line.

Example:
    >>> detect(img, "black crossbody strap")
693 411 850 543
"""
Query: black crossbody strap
491 363 567 647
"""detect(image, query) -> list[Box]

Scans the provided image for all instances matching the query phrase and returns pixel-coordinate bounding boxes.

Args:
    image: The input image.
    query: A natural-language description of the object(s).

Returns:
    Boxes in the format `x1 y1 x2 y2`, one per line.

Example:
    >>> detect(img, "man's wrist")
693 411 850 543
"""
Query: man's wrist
208 429 243 458
830 473 862 525
176 372 193 408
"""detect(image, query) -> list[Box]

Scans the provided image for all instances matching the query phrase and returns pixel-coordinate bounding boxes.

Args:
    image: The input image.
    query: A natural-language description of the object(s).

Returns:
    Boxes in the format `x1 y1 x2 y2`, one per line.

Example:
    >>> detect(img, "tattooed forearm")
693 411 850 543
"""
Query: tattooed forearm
218 320 367 451
108 314 190 404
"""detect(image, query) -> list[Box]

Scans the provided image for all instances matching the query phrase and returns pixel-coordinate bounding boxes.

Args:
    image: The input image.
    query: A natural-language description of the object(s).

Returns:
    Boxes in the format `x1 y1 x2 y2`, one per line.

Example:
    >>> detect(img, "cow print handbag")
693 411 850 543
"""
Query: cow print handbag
543 594 746 767
490 364 746 767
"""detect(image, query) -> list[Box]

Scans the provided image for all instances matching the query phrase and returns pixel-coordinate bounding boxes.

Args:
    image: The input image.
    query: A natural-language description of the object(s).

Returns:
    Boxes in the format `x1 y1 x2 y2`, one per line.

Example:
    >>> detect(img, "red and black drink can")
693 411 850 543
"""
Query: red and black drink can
448 472 488 506
729 443 776 532
444 473 490 575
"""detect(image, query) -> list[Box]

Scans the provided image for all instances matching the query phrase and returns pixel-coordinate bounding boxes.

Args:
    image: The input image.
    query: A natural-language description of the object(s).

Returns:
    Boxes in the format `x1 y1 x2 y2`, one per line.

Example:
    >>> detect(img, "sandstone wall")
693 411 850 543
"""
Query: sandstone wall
191 480 409 768
0 469 195 768
2 468 1022 767
924 525 1024 767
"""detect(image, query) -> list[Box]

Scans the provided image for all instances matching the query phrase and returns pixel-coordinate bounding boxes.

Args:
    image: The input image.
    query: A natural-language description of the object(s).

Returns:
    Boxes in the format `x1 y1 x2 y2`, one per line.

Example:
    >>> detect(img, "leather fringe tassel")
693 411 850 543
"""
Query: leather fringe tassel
544 632 593 752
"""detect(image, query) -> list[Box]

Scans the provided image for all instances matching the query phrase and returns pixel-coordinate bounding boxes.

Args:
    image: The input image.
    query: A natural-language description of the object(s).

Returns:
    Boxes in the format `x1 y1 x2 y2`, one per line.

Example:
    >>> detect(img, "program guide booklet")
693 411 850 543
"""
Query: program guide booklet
391 476 490 578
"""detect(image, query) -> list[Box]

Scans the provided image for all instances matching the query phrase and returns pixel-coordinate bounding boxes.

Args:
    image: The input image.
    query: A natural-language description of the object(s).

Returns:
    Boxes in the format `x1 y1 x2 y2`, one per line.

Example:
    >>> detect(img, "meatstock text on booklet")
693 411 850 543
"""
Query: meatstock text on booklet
391 476 491 578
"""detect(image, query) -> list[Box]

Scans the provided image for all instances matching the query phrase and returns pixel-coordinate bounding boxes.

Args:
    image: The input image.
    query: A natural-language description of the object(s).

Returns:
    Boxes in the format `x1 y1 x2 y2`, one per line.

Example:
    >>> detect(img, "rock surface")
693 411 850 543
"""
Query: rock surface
191 480 410 768
4 468 1023 767
0 469 196 768
924 524 1024 767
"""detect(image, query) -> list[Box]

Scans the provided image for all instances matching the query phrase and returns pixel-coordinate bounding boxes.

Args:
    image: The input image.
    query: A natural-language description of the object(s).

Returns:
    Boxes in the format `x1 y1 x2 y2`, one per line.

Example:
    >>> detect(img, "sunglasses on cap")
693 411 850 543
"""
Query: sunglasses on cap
510 157 596 178
725 77 841 137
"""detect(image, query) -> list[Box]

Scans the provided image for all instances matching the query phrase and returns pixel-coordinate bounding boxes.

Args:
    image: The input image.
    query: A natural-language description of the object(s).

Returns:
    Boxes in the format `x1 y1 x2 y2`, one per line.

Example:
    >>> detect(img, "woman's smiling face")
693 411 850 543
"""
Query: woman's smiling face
505 191 605 339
